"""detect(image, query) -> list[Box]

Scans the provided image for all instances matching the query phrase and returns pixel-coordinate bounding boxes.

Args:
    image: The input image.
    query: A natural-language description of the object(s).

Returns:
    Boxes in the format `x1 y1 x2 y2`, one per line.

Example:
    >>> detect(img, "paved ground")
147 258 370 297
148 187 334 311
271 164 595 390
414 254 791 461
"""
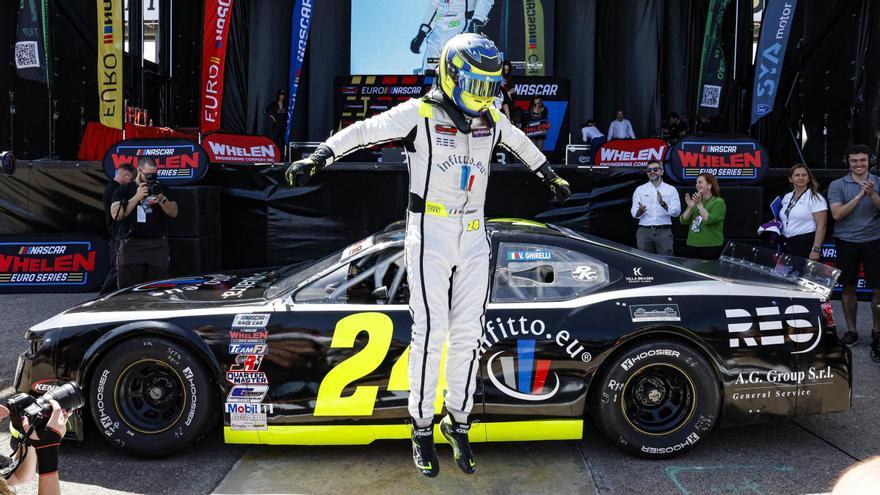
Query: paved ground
1 293 878 494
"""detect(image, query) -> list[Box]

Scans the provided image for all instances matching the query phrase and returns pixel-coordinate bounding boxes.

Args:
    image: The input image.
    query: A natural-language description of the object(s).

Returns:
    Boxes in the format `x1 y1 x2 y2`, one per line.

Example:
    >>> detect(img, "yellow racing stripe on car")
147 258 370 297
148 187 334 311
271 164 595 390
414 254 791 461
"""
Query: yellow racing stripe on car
223 419 582 445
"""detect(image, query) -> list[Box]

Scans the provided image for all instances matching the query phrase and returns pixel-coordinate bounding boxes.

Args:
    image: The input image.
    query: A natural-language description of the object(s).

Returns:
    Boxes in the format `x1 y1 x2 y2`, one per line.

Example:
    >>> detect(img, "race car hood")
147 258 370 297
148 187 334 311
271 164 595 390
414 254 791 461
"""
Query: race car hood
28 268 294 332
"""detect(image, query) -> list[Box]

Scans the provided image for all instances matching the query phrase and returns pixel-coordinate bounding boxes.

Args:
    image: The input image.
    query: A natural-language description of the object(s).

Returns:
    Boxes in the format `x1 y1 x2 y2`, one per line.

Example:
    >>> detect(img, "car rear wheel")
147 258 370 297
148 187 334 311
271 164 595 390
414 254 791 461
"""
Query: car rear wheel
589 340 720 459
88 336 216 457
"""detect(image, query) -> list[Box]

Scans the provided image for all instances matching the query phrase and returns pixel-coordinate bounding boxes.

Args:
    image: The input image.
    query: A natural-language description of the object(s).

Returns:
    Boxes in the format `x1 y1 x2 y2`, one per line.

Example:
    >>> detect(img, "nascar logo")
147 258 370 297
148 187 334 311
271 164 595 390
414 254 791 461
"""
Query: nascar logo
487 340 560 401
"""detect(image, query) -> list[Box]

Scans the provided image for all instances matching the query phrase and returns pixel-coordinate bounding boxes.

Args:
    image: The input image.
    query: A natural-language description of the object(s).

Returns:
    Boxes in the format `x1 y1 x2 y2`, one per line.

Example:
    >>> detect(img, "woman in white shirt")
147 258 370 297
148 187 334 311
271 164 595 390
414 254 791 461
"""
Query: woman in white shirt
780 163 828 260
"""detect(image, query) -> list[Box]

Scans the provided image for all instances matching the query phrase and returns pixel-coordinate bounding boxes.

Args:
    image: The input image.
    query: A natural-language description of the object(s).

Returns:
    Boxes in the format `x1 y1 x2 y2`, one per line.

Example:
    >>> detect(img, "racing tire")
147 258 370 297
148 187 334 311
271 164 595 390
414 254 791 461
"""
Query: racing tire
88 336 217 457
589 340 720 459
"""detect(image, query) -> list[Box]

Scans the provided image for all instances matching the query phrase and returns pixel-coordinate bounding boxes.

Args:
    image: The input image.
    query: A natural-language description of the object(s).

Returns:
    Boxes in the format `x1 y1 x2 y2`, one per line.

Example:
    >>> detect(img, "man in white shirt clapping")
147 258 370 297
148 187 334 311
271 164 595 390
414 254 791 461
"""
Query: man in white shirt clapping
631 161 682 255
608 110 636 140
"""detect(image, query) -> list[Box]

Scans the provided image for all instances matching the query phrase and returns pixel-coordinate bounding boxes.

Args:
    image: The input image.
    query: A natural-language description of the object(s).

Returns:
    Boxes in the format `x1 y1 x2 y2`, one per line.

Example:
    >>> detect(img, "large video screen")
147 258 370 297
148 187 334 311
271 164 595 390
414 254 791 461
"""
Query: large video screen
350 0 555 76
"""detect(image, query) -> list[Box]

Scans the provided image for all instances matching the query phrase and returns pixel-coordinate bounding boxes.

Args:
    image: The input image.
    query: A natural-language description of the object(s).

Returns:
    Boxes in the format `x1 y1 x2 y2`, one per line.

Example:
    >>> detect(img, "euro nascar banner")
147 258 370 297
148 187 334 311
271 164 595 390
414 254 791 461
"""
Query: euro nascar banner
200 0 234 132
668 136 768 183
15 0 49 84
0 234 109 293
284 0 313 145
97 0 123 129
522 0 546 76
750 0 798 125
102 138 209 186
203 134 280 164
695 0 731 119
594 138 668 169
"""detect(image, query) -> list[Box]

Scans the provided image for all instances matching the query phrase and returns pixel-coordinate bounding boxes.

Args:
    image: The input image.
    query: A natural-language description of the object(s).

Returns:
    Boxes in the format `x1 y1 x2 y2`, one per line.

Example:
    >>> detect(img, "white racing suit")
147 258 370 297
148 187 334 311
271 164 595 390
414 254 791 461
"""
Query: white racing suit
419 0 494 71
321 94 545 425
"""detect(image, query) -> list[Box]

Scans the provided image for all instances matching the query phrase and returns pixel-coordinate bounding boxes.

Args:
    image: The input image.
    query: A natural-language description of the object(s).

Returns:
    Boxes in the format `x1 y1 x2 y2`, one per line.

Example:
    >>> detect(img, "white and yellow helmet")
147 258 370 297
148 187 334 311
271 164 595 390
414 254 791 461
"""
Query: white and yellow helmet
438 34 504 117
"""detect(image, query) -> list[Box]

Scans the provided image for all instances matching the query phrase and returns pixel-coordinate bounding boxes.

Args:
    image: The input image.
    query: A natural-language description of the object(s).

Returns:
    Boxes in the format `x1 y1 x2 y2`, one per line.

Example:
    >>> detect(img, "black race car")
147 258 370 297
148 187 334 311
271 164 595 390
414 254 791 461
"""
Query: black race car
15 220 850 459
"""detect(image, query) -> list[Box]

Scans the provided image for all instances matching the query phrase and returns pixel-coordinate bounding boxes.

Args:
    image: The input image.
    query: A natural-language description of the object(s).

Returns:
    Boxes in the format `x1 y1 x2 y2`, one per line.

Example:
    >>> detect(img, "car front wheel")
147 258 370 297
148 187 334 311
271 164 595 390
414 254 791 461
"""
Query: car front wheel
88 336 216 457
589 340 720 459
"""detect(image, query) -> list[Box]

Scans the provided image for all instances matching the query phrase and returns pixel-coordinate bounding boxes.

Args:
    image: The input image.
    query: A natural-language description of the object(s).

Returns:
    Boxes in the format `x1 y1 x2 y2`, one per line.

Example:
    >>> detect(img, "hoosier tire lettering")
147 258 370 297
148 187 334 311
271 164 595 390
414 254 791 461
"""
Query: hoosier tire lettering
88 336 216 458
589 340 720 459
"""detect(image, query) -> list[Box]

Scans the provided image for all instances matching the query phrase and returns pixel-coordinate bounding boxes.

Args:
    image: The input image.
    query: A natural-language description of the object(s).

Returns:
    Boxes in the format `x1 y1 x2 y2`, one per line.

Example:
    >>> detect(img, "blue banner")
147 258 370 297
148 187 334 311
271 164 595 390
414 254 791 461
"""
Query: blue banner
285 0 314 146
750 0 798 125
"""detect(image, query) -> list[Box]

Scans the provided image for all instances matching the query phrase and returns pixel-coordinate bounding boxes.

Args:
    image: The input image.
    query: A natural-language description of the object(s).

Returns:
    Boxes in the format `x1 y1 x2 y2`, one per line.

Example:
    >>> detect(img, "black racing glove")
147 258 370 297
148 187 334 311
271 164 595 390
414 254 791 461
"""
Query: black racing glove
31 423 63 476
467 18 486 34
410 24 431 54
285 145 333 187
535 162 571 203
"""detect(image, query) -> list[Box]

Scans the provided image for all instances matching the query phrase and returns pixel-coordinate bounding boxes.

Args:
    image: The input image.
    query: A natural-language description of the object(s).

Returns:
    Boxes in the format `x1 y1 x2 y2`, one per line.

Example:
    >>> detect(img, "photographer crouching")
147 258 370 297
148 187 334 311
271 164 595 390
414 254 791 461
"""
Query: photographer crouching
0 382 83 495
110 157 178 288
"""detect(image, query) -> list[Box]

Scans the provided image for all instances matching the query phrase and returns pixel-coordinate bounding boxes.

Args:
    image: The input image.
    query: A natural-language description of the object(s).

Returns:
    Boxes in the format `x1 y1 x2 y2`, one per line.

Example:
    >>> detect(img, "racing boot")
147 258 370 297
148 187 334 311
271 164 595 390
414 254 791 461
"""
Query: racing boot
411 423 439 478
440 415 476 474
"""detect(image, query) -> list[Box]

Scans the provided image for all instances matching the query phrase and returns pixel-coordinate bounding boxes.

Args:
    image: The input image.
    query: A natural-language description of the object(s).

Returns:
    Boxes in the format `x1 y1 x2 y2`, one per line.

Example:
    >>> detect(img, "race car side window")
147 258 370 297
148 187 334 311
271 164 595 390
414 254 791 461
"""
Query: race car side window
294 247 408 304
492 242 610 302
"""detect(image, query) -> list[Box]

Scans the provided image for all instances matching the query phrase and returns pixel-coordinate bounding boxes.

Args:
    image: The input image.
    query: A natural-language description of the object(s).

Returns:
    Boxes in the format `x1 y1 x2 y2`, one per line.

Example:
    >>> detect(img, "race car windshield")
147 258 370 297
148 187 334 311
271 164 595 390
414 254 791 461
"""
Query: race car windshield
266 252 340 299
459 71 502 98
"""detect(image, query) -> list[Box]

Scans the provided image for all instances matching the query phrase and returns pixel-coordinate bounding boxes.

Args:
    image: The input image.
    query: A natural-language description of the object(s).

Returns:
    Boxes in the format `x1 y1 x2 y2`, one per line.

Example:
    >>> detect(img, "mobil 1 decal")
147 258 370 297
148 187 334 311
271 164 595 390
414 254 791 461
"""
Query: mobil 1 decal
481 313 591 402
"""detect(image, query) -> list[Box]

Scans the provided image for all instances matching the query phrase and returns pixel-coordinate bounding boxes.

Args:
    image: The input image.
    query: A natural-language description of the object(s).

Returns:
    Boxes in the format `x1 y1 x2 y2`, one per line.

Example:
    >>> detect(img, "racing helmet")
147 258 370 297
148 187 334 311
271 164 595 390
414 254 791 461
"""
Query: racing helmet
438 34 504 117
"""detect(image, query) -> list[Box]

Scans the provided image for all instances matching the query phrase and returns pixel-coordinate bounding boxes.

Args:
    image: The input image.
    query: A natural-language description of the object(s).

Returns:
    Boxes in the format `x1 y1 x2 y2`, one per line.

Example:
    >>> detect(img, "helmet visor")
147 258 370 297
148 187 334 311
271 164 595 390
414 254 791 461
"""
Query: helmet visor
458 70 503 99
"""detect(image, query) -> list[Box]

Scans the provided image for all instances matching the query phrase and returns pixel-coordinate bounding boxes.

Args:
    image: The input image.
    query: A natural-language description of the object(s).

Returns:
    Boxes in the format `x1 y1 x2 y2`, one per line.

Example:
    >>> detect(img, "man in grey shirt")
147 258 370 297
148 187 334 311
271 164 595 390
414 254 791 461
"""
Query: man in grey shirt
828 144 880 356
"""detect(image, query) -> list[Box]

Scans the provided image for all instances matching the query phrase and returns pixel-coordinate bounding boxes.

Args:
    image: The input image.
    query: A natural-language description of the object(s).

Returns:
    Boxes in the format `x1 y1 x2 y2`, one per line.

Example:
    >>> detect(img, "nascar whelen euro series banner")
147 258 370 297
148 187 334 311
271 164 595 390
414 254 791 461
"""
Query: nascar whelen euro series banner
201 0 234 132
668 136 769 183
0 235 109 293
102 138 209 185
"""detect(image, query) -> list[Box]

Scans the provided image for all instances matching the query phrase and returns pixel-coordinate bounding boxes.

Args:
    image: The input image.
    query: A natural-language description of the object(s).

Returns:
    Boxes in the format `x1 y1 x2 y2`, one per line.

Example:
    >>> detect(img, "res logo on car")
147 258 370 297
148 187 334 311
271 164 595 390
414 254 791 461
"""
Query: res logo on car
725 304 819 353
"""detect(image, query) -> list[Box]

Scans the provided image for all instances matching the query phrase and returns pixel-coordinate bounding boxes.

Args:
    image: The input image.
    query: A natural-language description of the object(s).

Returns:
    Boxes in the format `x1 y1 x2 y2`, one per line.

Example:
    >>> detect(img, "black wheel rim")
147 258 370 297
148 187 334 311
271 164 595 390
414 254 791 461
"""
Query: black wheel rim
116 359 186 434
621 363 695 435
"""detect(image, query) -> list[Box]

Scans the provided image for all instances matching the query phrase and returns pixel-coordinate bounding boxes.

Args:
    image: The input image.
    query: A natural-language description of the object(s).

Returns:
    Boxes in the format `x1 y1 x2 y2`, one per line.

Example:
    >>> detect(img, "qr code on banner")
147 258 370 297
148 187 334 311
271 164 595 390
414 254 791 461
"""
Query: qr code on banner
700 84 721 108
14 41 40 69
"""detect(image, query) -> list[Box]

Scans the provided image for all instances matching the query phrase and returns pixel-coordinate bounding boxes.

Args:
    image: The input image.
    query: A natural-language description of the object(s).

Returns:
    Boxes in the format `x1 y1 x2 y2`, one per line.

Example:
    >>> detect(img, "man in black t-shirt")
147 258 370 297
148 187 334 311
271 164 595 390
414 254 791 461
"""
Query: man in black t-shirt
661 112 688 140
110 158 179 288
100 163 135 294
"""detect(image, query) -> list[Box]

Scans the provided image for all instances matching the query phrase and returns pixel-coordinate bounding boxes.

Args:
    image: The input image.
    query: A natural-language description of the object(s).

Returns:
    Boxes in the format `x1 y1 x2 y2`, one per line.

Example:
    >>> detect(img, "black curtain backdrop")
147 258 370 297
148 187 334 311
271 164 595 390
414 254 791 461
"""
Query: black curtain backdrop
555 0 596 137
306 0 350 142
221 0 295 138
595 0 664 139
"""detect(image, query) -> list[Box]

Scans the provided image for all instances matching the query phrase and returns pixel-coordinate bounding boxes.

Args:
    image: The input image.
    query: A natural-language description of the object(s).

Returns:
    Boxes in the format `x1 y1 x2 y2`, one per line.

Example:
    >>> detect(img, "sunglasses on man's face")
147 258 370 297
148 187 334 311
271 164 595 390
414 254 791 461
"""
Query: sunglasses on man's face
646 167 661 172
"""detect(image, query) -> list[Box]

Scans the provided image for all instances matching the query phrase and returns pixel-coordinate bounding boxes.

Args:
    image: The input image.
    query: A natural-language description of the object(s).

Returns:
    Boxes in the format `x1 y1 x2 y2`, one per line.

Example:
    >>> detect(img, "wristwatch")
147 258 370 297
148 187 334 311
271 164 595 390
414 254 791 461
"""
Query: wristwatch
811 246 821 253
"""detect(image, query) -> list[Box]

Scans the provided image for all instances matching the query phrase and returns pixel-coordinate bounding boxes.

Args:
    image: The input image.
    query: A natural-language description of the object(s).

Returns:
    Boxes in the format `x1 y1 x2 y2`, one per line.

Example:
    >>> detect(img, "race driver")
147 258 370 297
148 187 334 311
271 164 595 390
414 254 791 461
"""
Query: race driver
410 0 495 73
286 34 570 478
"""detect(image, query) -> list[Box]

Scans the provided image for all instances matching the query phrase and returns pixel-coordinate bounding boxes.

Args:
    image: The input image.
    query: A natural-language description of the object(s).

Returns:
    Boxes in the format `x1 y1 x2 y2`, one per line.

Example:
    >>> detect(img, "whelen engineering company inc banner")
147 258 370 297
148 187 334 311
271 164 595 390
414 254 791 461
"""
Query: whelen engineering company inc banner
668 136 768 183
203 134 280 164
102 138 209 185
0 235 109 293
594 138 668 169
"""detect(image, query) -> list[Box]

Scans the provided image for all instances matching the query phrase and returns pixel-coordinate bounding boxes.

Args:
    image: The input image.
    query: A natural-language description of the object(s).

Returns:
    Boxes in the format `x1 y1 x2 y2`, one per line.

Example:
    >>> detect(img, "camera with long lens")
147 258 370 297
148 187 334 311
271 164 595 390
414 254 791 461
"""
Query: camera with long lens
4 381 83 431
144 172 162 196
0 381 83 479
